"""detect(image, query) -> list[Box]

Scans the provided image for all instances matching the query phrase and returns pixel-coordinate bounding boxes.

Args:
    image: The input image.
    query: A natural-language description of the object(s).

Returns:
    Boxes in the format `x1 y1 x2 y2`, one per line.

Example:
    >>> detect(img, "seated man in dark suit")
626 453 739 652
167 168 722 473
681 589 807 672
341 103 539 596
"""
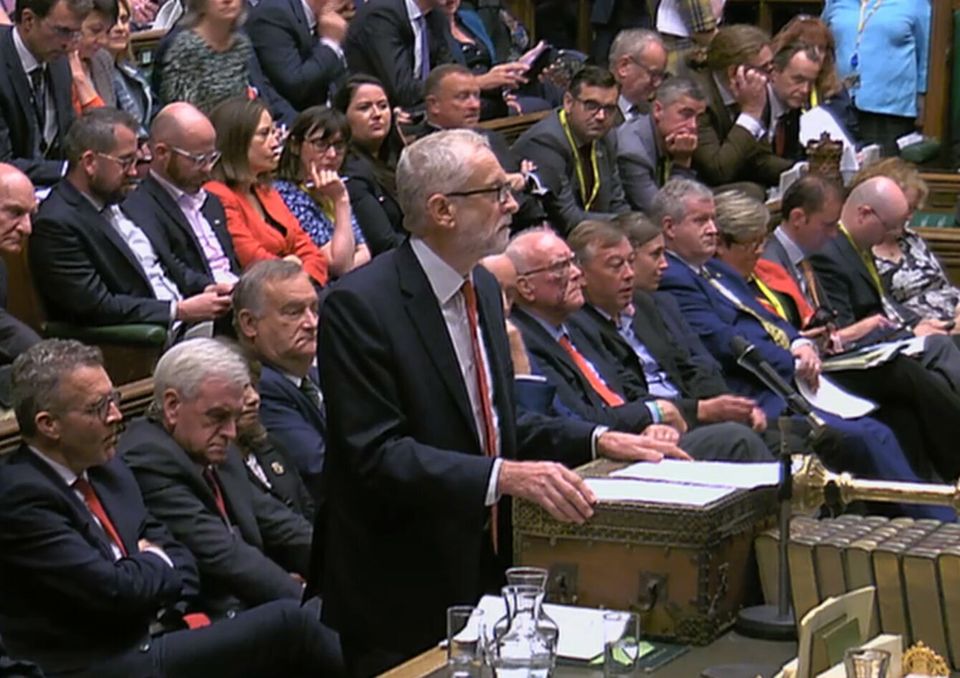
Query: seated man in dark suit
506 227 770 462
765 41 820 163
120 338 315 619
690 24 792 190
30 108 232 331
247 0 347 111
0 0 84 187
234 260 326 502
344 0 454 109
0 164 40 366
654 178 952 520
617 77 706 213
0 339 343 677
512 66 630 236
124 102 241 286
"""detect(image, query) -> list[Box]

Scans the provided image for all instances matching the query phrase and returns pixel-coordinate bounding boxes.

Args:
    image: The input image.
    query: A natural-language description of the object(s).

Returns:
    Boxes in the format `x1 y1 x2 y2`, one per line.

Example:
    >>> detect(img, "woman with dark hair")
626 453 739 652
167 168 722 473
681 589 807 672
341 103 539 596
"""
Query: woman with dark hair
105 0 155 132
332 75 406 256
71 0 118 113
772 15 858 142
205 97 329 286
155 0 251 113
276 107 370 278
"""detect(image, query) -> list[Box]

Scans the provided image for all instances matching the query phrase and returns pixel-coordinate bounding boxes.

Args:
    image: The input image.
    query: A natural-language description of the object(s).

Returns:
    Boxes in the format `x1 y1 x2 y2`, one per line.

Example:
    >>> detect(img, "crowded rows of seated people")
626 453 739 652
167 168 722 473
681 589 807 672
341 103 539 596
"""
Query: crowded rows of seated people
0 0 954 674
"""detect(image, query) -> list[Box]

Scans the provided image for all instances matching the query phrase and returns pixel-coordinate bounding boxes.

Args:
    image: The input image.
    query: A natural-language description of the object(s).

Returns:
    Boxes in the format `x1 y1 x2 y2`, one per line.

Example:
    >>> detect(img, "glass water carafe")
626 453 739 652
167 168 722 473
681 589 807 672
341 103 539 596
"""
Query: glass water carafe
489 584 556 677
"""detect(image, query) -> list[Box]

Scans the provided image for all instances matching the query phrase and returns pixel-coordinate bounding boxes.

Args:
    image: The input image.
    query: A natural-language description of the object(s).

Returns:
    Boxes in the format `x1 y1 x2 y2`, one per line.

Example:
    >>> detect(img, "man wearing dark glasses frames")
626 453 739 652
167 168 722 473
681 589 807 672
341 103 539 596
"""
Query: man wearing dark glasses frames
0 0 91 187
608 28 668 123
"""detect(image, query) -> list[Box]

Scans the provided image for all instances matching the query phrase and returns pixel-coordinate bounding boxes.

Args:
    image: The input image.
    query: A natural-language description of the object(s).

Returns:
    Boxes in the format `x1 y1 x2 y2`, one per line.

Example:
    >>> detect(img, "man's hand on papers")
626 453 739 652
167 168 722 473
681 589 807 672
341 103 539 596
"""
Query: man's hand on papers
596 430 692 464
792 343 821 391
498 461 596 524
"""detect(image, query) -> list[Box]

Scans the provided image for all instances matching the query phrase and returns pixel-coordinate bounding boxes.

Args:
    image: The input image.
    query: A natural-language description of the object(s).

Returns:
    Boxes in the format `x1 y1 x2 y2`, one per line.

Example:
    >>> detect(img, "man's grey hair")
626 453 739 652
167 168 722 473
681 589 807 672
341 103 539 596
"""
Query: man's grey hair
152 338 250 408
232 259 306 320
655 77 705 107
397 129 491 235
649 178 714 227
714 190 770 245
504 226 557 274
609 28 665 65
12 339 104 437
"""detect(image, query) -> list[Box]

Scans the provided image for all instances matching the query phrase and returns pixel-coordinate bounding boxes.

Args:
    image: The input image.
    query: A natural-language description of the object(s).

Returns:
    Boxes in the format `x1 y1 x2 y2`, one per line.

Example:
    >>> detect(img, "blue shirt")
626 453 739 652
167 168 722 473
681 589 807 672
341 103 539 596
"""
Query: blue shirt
275 180 366 250
823 0 930 117
616 307 681 399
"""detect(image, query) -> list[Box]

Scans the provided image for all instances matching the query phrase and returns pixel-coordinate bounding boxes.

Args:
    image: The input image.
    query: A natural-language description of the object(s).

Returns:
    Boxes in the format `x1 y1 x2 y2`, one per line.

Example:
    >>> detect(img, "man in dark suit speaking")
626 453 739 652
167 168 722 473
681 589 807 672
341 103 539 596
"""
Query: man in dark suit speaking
0 340 344 677
319 129 669 673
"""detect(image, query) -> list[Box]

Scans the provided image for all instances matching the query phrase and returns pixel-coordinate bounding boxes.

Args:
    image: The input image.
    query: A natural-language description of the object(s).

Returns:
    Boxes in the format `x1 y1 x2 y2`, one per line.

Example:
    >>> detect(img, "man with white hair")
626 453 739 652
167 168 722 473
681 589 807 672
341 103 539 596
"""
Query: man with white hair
608 28 669 122
319 129 673 673
120 339 318 621
0 163 40 367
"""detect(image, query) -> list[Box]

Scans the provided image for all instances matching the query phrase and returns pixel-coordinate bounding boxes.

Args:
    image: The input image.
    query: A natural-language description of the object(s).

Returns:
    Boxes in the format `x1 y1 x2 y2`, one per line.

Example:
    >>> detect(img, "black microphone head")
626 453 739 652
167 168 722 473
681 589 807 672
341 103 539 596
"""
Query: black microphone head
730 336 753 359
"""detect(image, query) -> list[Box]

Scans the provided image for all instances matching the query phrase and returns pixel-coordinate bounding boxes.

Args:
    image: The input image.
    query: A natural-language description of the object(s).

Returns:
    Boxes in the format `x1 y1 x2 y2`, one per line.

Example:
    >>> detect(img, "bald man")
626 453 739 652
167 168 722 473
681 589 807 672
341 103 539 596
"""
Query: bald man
0 164 40 366
810 176 960 393
123 103 241 285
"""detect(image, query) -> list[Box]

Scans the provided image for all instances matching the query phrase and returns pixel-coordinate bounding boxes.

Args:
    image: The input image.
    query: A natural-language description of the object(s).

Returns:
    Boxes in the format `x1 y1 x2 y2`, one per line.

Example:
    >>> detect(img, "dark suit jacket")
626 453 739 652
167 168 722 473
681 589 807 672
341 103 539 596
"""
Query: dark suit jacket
0 258 39 364
511 305 656 432
761 233 830 313
344 0 455 108
0 26 73 186
317 240 594 658
341 149 406 256
123 174 241 281
810 232 920 329
0 446 198 675
243 433 316 522
615 113 697 212
658 254 800 420
257 363 327 501
690 69 792 187
247 0 346 110
511 109 629 235
30 178 212 326
119 418 311 618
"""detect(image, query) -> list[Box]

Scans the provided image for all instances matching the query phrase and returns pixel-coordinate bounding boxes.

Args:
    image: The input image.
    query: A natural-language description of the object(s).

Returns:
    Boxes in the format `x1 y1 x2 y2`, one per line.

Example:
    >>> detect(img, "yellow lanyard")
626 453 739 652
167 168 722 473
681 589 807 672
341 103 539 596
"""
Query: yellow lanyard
559 109 601 211
852 0 883 70
809 86 820 109
839 222 884 295
752 276 789 321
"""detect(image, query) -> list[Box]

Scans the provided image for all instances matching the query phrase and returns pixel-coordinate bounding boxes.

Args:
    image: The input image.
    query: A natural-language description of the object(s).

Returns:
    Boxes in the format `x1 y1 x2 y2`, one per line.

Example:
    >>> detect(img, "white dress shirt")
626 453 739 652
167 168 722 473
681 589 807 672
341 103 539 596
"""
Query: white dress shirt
404 0 427 78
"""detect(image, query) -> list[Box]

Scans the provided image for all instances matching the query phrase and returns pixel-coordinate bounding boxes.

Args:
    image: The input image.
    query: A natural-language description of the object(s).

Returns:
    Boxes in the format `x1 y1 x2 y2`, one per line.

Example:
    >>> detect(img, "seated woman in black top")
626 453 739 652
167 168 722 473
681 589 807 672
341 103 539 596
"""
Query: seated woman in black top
441 0 560 120
332 75 407 256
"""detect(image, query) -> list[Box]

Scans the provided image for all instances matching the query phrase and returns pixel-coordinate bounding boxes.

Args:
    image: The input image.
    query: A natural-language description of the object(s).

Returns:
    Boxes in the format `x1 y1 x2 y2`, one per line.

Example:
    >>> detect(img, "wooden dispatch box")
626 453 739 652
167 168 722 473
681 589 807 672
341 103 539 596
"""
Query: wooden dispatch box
513 459 777 646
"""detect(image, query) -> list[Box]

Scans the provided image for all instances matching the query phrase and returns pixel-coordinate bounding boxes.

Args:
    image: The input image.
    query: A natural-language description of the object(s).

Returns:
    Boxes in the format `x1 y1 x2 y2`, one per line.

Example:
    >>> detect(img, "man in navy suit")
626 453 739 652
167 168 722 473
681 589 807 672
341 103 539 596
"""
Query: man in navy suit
0 339 343 677
0 0 84 187
234 259 326 502
318 130 678 673
247 0 347 111
30 108 233 329
654 178 952 520
124 103 241 286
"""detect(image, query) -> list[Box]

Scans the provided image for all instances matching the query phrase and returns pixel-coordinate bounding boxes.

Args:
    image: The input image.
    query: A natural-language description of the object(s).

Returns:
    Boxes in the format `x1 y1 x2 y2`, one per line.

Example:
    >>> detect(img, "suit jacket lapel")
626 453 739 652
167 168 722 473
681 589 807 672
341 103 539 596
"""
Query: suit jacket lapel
835 235 881 301
1 30 36 142
144 176 212 274
396 243 480 443
216 453 262 547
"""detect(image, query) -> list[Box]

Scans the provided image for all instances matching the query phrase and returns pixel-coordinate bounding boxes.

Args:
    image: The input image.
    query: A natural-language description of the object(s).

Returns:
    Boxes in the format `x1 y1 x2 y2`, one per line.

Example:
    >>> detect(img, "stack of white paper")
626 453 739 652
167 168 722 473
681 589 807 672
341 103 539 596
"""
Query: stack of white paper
584 477 737 506
610 458 786 490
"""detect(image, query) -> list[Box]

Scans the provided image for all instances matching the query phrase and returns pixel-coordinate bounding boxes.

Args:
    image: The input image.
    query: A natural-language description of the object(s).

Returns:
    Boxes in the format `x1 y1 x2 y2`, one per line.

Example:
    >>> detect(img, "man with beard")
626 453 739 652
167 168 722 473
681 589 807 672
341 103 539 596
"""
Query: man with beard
123 103 241 286
317 129 672 673
29 108 232 332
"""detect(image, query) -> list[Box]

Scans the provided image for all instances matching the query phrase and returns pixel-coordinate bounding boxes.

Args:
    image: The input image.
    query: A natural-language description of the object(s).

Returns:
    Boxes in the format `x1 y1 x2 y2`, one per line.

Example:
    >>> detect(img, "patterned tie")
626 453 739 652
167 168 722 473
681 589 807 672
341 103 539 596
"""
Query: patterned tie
774 115 787 156
299 375 323 410
799 259 821 307
415 14 430 79
28 66 46 149
462 279 499 554
73 477 128 557
558 335 625 406
202 466 231 525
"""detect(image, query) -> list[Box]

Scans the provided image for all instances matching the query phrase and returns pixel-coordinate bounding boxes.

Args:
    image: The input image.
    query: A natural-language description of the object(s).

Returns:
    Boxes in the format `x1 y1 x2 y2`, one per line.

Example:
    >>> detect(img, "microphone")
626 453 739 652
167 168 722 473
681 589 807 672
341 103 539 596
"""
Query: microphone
730 336 826 431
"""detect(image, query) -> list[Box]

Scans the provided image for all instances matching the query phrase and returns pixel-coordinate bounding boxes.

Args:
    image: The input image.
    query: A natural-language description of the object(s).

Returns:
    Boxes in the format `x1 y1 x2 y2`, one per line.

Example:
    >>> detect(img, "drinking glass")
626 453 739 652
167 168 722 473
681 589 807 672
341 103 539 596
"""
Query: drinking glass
843 648 890 678
447 606 485 678
603 610 640 677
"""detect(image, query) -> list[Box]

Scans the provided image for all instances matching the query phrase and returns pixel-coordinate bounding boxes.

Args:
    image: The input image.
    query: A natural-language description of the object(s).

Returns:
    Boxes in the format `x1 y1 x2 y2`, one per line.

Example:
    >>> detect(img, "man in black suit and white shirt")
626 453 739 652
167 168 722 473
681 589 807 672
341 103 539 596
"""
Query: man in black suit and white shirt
30 107 233 330
0 0 87 186
124 102 241 286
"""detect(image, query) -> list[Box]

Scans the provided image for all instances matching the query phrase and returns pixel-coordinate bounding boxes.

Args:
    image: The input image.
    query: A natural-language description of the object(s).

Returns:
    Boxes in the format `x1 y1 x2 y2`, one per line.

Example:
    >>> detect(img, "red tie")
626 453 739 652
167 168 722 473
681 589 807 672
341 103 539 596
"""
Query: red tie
73 477 128 557
202 466 230 525
774 119 787 156
462 280 499 554
558 335 625 407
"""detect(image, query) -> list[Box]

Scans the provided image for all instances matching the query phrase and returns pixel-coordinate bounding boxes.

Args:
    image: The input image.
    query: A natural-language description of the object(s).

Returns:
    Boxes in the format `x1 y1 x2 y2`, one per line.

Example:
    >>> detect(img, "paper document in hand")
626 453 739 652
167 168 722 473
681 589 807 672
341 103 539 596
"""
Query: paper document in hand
475 595 633 662
610 458 790 489
584 477 737 506
796 374 876 419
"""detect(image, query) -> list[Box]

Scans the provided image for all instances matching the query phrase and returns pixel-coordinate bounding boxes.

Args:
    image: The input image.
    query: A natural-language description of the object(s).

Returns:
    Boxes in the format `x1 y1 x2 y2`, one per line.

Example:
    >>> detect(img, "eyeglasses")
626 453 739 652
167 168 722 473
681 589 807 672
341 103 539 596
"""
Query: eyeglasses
575 97 620 118
444 183 514 206
96 151 138 171
629 57 668 85
306 137 348 155
41 18 82 40
78 390 122 421
519 255 577 278
170 146 222 167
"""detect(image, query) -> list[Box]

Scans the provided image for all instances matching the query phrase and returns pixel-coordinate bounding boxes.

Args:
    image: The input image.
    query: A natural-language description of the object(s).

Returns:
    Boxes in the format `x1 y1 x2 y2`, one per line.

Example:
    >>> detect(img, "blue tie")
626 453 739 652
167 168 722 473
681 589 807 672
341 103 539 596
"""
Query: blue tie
416 14 430 79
